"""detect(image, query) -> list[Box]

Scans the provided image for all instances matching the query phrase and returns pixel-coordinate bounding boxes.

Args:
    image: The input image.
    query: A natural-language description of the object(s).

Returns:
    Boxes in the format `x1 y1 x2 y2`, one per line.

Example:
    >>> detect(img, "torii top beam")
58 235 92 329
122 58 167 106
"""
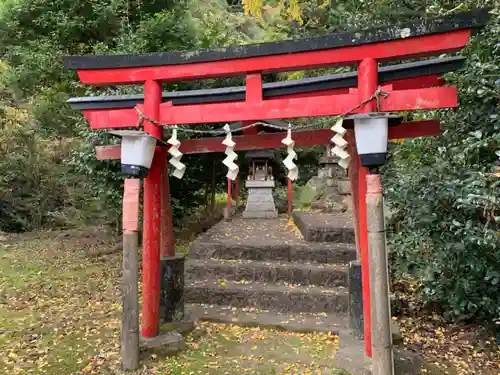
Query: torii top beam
64 10 488 85
67 57 463 110
68 57 465 129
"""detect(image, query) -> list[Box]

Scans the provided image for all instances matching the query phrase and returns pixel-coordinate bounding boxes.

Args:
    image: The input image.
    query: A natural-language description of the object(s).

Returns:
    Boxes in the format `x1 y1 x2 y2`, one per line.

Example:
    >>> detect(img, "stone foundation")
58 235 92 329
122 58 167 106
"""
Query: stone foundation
243 180 278 219
299 155 351 214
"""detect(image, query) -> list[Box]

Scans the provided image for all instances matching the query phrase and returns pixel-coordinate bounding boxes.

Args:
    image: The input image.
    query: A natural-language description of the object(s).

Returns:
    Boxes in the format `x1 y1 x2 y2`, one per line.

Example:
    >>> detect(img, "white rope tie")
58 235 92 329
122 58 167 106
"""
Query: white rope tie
222 124 239 181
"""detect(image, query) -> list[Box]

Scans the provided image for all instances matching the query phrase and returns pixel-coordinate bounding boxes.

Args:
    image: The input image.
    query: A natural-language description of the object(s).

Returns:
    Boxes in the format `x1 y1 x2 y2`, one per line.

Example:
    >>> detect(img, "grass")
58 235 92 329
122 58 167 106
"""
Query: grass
157 323 344 375
0 233 122 375
0 229 345 375
3 227 496 375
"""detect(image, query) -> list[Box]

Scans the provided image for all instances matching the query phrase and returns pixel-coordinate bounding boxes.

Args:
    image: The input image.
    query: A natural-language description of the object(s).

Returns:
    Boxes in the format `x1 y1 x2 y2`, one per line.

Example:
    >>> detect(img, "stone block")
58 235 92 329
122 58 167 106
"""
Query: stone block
310 200 346 213
243 210 278 219
245 203 277 211
160 255 185 323
244 185 277 219
348 261 364 339
245 180 275 188
318 169 328 179
342 196 353 211
140 331 186 351
319 156 339 165
338 180 352 195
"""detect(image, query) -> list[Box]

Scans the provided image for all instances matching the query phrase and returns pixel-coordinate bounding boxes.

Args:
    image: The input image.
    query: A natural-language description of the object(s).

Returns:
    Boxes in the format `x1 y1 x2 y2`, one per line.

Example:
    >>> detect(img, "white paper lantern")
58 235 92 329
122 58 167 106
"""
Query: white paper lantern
350 113 399 167
109 130 156 177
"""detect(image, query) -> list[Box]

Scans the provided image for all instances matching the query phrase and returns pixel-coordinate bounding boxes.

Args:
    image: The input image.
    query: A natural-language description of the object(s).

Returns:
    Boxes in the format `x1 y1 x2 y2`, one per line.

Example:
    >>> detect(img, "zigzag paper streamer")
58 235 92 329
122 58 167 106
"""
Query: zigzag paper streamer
331 117 350 169
281 125 299 181
167 126 186 179
222 124 239 180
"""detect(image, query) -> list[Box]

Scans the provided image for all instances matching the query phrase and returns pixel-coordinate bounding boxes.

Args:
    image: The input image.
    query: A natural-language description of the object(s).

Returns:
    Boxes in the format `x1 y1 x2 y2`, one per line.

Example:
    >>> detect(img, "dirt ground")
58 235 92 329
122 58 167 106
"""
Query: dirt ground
0 228 498 375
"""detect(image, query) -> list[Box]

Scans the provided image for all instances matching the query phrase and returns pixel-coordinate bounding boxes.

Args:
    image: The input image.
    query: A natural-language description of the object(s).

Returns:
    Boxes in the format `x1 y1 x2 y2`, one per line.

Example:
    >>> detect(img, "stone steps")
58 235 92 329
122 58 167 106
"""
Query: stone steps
189 240 356 264
187 304 349 334
184 278 348 314
184 216 356 322
186 258 348 287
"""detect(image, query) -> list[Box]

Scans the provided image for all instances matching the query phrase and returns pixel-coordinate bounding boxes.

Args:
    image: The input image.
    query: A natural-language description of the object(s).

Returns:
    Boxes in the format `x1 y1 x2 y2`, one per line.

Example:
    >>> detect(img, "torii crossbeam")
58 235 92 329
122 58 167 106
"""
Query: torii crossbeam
64 9 488 358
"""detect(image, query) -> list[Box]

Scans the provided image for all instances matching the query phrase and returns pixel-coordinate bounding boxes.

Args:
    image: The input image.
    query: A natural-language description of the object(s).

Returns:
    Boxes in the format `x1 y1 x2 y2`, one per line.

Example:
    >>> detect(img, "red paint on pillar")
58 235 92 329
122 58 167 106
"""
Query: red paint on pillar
142 80 162 338
144 80 163 139
161 149 175 257
142 147 162 338
347 132 360 252
227 177 232 218
358 57 377 358
287 178 293 219
243 75 262 137
358 158 370 357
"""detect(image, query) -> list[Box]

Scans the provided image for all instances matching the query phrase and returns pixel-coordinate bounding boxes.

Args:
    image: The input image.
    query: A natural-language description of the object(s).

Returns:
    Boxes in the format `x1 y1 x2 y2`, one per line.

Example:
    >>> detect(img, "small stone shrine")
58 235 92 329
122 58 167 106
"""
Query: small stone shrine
243 149 278 219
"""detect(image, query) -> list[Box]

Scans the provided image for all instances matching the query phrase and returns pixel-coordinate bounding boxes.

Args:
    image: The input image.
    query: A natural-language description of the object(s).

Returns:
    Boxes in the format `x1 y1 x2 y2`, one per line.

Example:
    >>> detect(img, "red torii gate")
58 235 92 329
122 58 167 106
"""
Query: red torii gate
64 8 487 357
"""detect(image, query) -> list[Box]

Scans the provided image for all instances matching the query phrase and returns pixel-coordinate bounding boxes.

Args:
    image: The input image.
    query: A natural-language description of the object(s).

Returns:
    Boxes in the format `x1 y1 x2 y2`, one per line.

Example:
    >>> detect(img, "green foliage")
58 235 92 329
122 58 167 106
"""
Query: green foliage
381 3 500 323
0 0 252 231
0 109 104 231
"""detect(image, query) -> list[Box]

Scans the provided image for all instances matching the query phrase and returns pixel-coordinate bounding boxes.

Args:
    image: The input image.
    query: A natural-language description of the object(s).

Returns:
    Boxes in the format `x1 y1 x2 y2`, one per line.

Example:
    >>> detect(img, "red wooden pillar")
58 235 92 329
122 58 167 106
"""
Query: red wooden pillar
358 57 378 357
226 177 232 218
161 149 175 257
142 80 162 338
347 132 360 252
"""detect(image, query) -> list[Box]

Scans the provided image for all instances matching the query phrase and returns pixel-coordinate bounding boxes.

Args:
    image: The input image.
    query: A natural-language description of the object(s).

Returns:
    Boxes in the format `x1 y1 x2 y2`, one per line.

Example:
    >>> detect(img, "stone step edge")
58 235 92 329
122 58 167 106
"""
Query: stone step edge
185 279 348 313
185 258 348 287
186 278 347 295
187 304 349 334
186 258 348 271
188 241 357 264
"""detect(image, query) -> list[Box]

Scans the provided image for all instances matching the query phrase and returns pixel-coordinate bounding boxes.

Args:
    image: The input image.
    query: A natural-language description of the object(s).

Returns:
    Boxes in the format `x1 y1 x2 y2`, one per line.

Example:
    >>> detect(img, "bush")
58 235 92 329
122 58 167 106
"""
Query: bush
0 108 105 231
382 6 499 323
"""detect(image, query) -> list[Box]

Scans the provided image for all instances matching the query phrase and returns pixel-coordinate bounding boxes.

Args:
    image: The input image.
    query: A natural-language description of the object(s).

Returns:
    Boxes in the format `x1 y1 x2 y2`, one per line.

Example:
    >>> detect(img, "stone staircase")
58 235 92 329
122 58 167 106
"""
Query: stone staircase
184 213 356 330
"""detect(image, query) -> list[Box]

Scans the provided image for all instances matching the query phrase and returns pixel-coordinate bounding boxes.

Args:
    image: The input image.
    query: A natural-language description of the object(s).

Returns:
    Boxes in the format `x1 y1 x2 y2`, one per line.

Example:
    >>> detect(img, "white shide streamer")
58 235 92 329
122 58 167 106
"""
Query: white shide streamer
281 124 299 181
167 126 186 179
331 117 350 169
222 124 239 180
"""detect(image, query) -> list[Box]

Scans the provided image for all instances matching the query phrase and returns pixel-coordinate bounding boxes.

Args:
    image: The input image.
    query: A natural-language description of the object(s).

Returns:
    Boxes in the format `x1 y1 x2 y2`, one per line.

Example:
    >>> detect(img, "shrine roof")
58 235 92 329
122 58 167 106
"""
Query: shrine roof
246 150 276 160
64 9 487 70
67 56 464 110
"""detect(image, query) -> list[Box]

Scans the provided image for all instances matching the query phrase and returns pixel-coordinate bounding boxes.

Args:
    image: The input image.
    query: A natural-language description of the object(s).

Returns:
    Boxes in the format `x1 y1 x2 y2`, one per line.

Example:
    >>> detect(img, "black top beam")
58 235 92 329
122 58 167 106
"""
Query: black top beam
67 56 465 110
63 9 487 70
